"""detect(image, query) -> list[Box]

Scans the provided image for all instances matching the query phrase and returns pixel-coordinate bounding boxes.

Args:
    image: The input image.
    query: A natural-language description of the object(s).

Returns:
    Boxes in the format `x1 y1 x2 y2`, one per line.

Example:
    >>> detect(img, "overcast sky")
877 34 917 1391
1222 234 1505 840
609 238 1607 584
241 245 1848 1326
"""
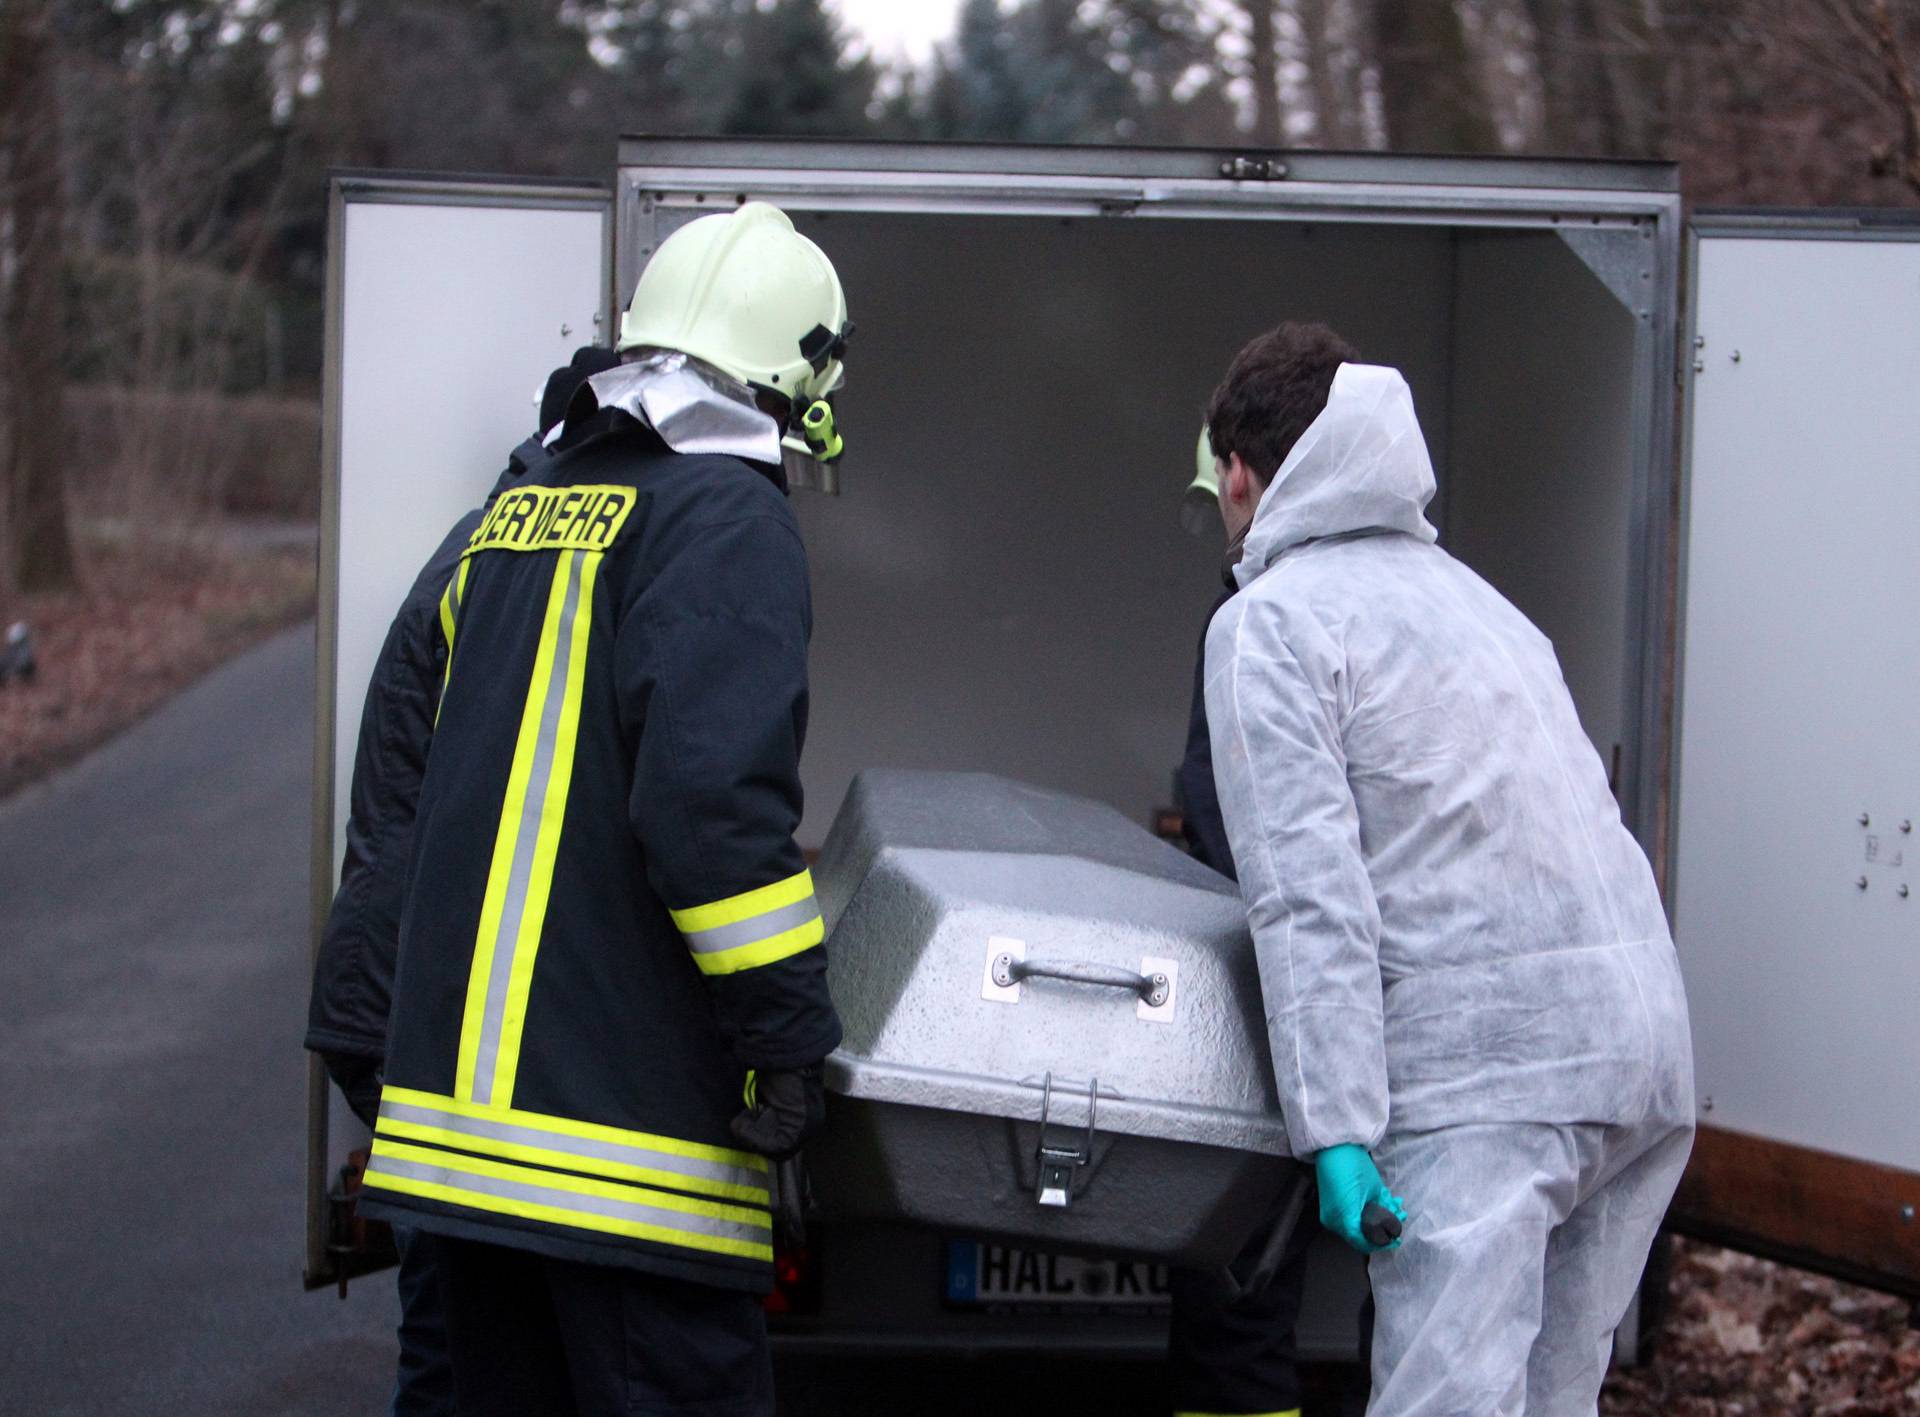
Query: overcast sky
828 0 963 65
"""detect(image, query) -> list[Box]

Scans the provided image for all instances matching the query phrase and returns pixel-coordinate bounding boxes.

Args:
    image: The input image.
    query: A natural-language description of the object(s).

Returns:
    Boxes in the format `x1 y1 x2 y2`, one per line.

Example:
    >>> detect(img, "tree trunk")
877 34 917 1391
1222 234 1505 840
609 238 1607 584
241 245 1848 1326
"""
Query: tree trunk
1300 0 1355 146
1247 1 1285 147
1527 0 1615 152
1373 0 1501 152
0 0 77 594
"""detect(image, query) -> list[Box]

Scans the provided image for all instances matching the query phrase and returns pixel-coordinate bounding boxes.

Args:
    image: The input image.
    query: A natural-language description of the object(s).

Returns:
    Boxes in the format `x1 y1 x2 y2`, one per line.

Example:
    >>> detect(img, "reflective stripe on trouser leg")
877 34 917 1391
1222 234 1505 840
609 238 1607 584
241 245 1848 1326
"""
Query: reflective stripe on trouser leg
456 548 599 1106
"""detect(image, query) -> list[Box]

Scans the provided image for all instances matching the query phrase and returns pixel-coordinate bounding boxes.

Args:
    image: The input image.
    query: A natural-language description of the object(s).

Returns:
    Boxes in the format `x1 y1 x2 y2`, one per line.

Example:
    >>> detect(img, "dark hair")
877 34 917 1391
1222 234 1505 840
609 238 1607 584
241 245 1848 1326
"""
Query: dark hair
1205 322 1360 484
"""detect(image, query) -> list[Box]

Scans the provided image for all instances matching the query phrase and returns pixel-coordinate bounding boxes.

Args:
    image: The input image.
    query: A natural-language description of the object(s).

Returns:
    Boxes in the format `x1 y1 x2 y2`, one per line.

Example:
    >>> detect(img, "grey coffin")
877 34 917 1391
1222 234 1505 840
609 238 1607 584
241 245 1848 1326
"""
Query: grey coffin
807 769 1297 1270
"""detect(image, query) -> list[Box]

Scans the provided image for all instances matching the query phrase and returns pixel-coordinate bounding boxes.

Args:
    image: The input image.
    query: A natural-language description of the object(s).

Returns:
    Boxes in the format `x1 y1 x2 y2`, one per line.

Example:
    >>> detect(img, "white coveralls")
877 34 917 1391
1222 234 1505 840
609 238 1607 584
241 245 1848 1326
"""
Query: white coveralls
1204 364 1695 1417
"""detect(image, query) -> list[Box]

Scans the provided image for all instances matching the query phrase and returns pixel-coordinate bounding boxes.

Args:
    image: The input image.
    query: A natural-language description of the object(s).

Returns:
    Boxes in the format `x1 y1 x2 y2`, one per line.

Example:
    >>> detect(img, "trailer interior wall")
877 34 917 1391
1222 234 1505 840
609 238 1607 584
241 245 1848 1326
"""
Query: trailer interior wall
1446 232 1640 772
769 209 1642 846
780 211 1451 845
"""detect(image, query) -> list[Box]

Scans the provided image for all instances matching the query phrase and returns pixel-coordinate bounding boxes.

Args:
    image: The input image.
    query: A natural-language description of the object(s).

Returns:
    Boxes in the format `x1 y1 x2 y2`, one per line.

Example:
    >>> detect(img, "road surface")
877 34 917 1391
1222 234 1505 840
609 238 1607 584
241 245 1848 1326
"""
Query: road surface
0 623 1359 1415
0 625 397 1415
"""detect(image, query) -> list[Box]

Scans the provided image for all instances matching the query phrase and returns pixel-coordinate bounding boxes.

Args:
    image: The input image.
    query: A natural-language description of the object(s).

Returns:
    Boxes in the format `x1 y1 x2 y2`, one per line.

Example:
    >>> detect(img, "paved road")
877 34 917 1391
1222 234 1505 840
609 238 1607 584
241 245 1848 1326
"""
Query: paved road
0 625 398 1416
0 625 1359 1415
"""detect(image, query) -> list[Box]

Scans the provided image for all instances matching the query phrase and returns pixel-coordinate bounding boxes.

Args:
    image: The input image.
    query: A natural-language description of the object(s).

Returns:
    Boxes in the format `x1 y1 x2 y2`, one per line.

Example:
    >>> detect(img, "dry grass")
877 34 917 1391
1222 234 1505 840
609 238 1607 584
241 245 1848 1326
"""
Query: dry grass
0 532 315 798
1604 1240 1920 1416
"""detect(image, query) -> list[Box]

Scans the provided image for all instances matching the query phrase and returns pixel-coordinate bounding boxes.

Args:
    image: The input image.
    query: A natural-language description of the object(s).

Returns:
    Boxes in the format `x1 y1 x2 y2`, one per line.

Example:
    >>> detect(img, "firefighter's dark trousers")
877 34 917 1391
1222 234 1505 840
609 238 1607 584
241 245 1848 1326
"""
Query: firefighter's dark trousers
391 1226 455 1417
437 1236 773 1416
1167 1181 1319 1417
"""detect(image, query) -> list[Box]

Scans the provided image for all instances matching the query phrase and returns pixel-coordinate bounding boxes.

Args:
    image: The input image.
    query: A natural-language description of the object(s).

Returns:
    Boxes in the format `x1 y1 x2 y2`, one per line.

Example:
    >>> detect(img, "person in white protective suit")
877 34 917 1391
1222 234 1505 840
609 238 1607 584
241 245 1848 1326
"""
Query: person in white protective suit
1201 323 1695 1417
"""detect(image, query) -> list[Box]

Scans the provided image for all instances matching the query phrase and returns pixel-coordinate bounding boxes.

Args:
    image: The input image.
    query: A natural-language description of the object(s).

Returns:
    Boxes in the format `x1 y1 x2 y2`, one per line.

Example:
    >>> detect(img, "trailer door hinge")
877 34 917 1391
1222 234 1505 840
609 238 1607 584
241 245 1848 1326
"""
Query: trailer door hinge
1219 156 1289 182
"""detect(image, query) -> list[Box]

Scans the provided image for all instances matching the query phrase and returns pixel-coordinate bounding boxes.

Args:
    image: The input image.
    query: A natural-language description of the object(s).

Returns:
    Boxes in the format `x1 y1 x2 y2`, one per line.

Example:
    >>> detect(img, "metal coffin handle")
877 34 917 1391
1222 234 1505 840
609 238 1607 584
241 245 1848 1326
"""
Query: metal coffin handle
991 952 1170 1009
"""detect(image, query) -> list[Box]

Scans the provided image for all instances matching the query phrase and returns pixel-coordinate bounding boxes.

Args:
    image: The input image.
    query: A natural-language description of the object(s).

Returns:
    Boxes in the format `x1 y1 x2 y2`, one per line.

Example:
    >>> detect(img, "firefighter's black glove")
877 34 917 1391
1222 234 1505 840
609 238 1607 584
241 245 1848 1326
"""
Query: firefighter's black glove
730 1065 825 1162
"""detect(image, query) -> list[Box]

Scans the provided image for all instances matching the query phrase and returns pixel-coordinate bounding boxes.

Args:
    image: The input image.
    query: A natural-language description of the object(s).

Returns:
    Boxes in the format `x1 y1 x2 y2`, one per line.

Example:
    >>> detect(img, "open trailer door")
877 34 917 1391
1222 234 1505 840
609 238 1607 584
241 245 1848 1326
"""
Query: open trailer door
1669 210 1920 1296
612 137 1687 1356
306 174 609 1289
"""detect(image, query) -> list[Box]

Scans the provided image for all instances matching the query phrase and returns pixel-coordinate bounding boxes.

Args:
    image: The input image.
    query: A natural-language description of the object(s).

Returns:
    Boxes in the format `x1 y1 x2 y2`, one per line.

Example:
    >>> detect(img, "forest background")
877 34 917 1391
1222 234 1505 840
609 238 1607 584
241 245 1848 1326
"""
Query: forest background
1 0 1918 597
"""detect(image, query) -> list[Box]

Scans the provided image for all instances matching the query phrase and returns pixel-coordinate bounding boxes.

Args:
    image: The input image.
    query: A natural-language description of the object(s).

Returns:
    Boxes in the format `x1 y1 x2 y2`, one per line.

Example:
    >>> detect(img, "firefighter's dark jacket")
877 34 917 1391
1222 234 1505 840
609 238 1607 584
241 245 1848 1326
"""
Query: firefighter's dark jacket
305 444 548 1117
1177 589 1239 882
358 415 842 1294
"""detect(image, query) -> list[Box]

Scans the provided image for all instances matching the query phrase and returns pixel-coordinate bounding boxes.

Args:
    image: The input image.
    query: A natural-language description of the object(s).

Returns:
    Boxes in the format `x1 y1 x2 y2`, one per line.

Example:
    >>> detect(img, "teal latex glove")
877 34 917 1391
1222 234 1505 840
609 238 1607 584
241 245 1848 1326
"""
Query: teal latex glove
1315 1144 1409 1255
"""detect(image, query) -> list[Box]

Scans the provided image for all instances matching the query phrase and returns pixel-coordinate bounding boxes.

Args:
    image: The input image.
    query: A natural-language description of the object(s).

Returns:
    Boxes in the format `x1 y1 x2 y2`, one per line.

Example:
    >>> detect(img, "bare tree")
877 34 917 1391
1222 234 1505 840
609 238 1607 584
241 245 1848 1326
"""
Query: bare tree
1457 0 1547 150
0 0 78 594
1372 0 1502 151
1245 1 1285 146
1843 0 1920 198
1297 0 1376 147
1652 0 1920 206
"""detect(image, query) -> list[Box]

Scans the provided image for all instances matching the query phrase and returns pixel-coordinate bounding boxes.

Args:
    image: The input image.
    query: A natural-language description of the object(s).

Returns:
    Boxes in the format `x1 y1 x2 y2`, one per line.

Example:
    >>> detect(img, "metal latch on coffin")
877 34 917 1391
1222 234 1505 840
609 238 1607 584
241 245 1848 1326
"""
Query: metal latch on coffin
1034 1071 1098 1208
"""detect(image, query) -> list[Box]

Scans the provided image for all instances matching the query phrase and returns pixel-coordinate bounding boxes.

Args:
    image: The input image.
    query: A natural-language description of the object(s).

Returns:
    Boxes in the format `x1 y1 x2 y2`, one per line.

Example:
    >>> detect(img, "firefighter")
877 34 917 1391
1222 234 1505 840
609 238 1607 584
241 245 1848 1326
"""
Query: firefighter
356 201 851 1416
307 346 620 1416
1167 424 1319 1417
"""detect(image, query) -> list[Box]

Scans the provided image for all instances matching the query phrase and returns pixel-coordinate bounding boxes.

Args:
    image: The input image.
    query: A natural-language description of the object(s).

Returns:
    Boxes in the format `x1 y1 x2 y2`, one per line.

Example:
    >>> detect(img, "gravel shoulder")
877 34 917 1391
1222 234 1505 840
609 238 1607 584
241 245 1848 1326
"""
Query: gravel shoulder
0 527 316 799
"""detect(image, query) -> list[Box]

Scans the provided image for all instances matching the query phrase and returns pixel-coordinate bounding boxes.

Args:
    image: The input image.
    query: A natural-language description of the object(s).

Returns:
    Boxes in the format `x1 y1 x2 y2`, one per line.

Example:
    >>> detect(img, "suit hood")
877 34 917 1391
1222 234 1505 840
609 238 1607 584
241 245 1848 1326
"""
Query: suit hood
1235 363 1438 587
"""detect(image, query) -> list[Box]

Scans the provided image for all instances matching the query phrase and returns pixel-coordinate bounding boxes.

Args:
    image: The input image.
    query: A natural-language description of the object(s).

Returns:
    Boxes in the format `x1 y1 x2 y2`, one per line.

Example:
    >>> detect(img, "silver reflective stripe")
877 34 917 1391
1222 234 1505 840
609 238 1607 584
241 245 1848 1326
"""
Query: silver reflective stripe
370 1153 772 1247
472 550 585 1106
378 1100 767 1195
682 896 821 956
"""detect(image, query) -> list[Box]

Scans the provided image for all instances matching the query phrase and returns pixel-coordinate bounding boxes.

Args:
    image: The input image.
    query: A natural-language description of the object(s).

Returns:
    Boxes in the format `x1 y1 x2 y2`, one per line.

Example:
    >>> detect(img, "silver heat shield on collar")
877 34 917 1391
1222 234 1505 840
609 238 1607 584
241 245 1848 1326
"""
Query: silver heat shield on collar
568 351 783 467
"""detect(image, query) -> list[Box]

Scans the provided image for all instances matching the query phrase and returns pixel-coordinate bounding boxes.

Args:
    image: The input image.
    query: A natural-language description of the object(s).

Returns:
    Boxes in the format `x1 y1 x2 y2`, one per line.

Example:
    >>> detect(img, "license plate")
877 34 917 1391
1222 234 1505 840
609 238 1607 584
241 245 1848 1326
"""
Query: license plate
944 1240 1173 1311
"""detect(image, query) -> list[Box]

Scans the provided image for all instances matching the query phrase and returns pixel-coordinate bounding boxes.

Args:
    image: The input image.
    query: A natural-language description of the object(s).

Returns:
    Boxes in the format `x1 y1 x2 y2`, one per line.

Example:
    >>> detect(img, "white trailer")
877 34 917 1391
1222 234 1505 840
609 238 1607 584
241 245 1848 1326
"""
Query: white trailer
307 143 1920 1355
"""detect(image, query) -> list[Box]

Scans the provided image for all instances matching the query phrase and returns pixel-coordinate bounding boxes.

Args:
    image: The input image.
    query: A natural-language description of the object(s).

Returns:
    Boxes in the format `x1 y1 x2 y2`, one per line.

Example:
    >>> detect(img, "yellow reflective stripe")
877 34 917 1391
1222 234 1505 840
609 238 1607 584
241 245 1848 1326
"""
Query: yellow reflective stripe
364 1171 773 1263
370 1140 771 1229
374 1116 769 1205
488 549 601 1106
690 915 825 976
434 560 471 728
670 869 816 934
456 552 577 1102
380 1085 768 1172
364 1141 772 1262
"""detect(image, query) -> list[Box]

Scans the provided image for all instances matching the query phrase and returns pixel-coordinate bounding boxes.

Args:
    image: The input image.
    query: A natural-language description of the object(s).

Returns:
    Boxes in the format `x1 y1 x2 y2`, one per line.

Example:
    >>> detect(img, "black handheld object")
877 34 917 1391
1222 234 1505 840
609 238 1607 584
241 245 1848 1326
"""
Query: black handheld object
1362 1202 1404 1249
